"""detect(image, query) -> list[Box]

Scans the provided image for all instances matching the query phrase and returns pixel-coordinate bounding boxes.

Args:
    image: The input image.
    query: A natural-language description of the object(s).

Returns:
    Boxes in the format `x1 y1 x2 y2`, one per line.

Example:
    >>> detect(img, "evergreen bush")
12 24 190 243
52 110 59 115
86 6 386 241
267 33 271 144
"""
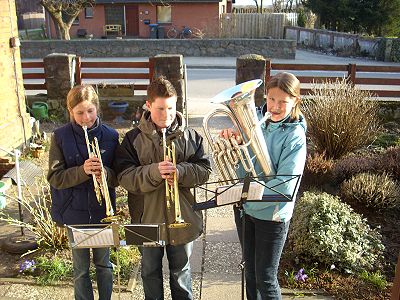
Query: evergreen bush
303 78 380 159
332 153 378 184
289 191 384 272
340 172 400 209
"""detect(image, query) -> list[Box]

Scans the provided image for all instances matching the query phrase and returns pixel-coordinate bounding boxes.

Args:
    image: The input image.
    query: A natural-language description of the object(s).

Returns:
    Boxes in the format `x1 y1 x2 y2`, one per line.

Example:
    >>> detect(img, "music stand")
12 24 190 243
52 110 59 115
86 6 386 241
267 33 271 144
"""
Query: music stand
193 173 301 300
66 223 120 249
123 223 165 247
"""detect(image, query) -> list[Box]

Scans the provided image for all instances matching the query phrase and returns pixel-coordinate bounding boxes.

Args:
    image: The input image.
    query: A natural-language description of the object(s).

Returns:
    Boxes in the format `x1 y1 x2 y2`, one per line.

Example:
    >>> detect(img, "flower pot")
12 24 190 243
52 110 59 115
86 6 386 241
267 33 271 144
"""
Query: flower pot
108 101 129 123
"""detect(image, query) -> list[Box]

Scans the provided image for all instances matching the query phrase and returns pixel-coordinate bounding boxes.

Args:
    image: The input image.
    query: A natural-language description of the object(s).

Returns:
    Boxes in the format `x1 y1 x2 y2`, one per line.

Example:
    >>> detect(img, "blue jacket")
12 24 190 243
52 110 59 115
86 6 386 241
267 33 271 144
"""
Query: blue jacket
242 107 307 223
48 120 119 225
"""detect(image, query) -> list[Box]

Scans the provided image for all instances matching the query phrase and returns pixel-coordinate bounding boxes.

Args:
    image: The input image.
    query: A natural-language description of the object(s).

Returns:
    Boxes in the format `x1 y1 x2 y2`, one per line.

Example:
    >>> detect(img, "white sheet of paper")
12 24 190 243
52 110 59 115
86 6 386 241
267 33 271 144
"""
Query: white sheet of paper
72 228 114 247
215 182 265 206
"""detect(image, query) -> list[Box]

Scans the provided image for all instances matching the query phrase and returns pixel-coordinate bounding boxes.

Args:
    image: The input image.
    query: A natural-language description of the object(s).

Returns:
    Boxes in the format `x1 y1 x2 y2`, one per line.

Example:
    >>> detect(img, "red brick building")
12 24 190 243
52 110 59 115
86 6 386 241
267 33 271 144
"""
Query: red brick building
46 0 232 39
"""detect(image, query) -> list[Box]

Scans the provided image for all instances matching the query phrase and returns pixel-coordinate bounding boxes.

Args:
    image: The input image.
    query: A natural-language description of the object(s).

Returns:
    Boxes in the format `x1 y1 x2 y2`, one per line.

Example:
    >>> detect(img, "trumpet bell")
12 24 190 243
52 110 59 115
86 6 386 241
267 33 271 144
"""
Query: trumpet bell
168 221 191 229
211 79 262 105
101 215 122 223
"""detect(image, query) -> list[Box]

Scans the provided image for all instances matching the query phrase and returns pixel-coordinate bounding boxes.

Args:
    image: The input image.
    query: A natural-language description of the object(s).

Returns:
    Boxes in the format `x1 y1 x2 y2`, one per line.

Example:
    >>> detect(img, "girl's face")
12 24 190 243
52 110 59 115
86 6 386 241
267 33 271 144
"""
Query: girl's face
266 87 298 122
70 100 98 128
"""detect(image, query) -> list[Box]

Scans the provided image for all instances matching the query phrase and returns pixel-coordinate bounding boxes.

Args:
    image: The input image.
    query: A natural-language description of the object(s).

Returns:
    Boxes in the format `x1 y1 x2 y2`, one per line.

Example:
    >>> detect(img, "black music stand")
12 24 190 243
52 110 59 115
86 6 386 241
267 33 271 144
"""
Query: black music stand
123 223 165 247
193 173 301 300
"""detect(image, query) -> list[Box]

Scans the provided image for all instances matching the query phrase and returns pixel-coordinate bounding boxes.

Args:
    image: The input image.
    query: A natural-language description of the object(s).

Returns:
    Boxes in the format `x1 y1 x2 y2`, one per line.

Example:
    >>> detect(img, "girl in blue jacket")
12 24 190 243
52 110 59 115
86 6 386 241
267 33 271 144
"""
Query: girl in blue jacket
221 72 307 299
47 85 119 300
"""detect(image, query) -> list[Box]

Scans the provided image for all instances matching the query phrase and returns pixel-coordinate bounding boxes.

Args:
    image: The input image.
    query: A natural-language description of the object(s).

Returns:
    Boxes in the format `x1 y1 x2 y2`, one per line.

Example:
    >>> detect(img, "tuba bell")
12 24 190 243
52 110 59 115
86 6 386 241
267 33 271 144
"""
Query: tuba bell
203 79 274 184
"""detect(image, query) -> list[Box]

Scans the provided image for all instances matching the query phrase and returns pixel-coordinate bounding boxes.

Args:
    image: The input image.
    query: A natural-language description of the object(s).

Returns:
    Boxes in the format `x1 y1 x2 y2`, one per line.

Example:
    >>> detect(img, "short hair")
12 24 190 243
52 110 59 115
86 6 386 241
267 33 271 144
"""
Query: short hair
266 72 302 120
66 85 99 112
147 76 177 103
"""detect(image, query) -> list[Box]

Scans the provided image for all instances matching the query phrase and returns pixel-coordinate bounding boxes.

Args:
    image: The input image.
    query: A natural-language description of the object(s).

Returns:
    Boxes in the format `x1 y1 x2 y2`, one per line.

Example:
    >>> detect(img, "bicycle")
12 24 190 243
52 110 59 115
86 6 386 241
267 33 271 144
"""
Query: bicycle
167 25 193 39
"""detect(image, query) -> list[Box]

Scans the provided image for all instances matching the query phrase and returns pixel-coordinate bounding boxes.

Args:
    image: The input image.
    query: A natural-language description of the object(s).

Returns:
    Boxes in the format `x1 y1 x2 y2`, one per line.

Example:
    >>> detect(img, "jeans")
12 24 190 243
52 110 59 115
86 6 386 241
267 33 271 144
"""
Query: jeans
140 242 193 300
234 207 289 300
72 247 113 300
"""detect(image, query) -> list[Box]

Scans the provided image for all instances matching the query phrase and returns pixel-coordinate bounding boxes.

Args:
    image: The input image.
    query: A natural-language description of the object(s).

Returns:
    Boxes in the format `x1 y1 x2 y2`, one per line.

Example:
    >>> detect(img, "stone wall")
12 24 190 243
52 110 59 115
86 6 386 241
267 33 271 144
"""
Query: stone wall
20 38 296 59
284 26 400 62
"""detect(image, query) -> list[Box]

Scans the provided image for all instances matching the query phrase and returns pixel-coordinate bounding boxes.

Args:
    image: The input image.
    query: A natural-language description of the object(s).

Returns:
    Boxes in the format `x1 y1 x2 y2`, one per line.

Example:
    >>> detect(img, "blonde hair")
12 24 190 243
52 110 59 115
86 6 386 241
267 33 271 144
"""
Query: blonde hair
266 72 302 120
66 85 99 120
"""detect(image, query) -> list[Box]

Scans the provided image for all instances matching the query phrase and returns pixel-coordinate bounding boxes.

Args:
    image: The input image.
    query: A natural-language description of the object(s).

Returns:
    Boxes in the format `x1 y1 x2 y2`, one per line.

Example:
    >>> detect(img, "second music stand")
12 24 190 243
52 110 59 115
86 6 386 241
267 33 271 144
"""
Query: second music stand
193 173 301 300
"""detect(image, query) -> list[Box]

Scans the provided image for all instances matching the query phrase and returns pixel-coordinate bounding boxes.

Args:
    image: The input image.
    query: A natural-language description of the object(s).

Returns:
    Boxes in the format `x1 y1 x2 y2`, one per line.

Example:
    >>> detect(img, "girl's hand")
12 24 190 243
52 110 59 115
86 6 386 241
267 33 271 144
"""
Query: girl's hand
83 157 102 176
219 128 243 144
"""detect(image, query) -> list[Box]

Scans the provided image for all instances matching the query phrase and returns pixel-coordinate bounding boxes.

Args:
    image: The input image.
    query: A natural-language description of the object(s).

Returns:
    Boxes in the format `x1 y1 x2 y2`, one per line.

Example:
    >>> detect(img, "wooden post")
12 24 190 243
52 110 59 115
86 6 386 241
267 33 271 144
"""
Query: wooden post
347 63 356 86
391 253 400 300
75 56 82 85
265 59 272 84
148 57 155 82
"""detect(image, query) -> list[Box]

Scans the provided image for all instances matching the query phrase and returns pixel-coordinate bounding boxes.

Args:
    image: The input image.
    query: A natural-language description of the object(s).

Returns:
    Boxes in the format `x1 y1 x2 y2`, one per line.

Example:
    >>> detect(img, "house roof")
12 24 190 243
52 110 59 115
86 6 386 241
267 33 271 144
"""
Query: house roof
96 0 223 3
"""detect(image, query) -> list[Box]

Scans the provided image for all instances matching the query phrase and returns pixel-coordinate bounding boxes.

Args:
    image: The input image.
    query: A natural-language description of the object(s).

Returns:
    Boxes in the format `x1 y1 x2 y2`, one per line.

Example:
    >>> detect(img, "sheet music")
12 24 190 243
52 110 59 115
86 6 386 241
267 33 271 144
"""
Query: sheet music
216 182 265 206
72 228 114 247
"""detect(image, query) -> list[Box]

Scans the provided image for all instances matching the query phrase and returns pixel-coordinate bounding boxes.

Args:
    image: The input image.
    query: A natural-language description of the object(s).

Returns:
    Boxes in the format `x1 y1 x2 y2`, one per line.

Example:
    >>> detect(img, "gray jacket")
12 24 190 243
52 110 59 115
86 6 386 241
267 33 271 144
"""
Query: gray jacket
115 111 211 245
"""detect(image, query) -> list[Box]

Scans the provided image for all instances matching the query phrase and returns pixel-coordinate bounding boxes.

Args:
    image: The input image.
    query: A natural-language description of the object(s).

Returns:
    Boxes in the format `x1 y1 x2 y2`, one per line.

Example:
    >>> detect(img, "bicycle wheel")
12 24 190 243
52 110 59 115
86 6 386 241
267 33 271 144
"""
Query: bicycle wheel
181 27 192 39
167 27 178 39
192 27 205 39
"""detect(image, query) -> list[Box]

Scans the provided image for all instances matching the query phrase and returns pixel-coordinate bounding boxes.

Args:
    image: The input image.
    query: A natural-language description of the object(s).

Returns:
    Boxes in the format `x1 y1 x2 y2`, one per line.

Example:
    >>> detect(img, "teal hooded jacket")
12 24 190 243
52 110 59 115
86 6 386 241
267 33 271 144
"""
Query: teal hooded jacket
241 108 307 223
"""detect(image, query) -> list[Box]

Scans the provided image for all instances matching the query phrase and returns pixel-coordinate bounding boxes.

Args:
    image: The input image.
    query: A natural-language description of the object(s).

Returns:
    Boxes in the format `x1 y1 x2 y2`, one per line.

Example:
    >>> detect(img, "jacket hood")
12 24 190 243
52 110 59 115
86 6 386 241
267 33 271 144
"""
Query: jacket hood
138 110 186 135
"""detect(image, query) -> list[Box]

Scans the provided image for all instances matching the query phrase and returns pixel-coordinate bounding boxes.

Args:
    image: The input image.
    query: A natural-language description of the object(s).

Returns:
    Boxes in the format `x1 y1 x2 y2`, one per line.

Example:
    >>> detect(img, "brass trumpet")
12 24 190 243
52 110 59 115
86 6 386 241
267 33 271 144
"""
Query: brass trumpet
83 126 116 223
161 128 190 229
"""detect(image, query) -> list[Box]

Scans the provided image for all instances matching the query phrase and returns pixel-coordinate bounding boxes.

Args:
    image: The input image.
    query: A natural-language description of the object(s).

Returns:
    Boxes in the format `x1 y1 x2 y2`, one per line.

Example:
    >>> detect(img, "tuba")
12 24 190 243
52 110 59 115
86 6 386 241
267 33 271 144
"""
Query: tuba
83 126 117 223
203 79 274 184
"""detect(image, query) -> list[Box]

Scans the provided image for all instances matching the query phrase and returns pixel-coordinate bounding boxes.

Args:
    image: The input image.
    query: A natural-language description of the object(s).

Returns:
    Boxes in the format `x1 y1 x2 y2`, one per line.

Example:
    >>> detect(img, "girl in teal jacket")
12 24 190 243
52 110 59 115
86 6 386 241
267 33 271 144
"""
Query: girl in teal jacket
221 72 307 299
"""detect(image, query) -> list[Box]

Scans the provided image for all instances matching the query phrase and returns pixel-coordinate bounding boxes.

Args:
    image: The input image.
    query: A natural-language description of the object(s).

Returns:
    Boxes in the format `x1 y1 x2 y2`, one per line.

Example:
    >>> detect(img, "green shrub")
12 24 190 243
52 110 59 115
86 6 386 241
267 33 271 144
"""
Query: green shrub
302 152 334 188
372 132 400 148
359 270 388 291
110 246 140 281
340 172 400 209
289 191 384 272
35 255 73 285
303 78 380 159
297 8 306 27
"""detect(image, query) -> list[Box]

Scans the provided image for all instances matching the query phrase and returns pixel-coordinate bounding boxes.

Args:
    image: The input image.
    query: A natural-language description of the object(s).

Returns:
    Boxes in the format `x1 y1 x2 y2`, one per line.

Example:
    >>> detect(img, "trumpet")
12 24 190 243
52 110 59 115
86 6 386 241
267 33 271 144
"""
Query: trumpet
161 128 190 229
83 126 116 223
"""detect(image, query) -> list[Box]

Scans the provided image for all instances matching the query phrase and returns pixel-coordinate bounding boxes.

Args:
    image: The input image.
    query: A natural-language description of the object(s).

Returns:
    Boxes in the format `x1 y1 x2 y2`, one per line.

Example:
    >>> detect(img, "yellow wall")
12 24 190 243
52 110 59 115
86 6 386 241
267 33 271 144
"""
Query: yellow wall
0 0 31 153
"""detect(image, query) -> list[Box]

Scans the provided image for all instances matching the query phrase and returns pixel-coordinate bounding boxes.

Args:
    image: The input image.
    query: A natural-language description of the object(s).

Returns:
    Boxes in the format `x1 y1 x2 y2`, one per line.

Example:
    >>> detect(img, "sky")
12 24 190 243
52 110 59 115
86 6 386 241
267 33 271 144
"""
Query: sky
233 0 273 6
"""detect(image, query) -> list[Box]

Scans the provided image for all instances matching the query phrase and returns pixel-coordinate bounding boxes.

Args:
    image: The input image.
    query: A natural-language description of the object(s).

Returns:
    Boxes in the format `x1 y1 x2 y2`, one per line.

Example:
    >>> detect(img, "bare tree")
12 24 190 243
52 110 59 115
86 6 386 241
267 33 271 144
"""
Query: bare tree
40 0 94 40
252 0 260 12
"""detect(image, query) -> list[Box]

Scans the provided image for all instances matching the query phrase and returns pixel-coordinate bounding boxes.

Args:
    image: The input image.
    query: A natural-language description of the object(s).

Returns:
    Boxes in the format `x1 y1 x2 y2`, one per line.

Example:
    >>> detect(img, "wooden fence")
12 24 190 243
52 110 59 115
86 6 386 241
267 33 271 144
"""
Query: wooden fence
265 61 400 99
220 13 287 39
22 57 155 92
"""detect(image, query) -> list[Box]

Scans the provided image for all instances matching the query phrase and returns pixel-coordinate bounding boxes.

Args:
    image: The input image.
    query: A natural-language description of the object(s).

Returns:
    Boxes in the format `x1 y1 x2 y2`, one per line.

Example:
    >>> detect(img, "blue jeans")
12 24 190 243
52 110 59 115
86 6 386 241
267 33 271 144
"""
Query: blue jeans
72 247 113 300
234 207 289 300
140 243 193 300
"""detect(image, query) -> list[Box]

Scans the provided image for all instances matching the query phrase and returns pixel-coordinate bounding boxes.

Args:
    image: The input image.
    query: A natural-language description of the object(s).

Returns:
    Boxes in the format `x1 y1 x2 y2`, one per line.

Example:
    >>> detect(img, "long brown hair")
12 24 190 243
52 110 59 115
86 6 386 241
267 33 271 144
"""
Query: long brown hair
66 85 99 121
266 72 302 120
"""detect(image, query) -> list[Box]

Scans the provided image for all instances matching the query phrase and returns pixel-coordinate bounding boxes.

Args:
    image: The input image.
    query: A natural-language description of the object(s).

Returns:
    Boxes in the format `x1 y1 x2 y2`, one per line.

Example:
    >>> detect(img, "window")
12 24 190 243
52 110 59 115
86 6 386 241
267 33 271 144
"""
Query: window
85 7 94 18
73 16 79 25
62 12 79 25
157 5 171 24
